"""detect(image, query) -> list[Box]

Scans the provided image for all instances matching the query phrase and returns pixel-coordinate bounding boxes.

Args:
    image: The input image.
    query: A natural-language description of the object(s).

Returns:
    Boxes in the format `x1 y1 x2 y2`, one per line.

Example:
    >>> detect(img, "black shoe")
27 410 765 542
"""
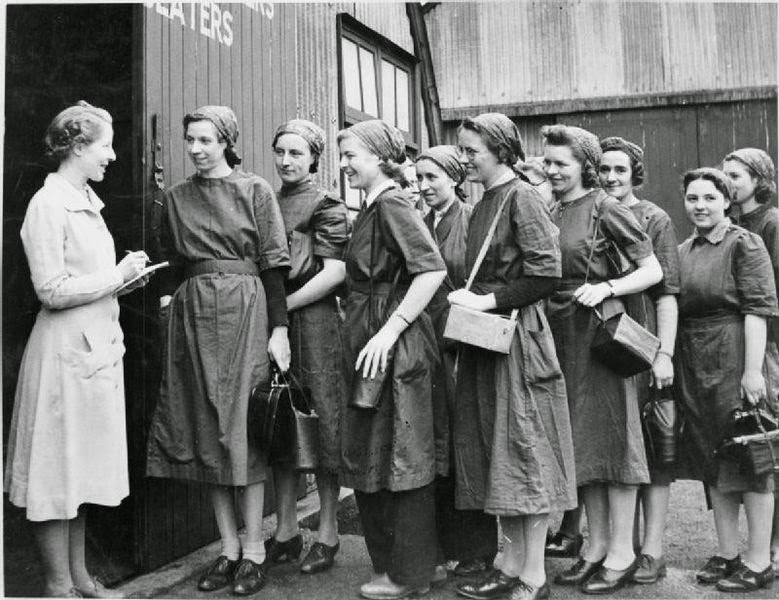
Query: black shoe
264 534 303 564
197 555 239 592
715 564 773 592
232 559 267 596
300 541 339 574
695 555 741 584
545 531 584 558
454 558 491 577
457 570 520 599
632 554 667 584
554 557 605 586
581 560 640 594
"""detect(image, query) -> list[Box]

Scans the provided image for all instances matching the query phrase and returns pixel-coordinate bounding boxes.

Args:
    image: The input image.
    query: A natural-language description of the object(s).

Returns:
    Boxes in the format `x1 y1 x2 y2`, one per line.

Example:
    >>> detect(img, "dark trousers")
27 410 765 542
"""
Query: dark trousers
354 483 436 587
435 475 498 563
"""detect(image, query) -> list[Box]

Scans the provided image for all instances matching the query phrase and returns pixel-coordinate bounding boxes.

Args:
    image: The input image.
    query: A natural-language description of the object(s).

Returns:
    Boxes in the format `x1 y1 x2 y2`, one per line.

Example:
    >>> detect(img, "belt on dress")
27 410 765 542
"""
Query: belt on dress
680 312 742 329
348 279 409 296
184 259 259 279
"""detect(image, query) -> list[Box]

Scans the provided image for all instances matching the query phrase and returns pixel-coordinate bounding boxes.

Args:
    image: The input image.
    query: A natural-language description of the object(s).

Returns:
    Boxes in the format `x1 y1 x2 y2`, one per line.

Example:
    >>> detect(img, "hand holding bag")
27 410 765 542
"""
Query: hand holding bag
584 197 660 377
641 386 677 467
716 400 779 477
443 194 517 354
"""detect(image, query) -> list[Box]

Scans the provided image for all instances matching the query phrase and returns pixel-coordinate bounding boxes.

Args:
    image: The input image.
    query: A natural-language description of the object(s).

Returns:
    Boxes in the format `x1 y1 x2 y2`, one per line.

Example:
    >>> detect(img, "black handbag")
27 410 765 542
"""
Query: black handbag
641 387 676 467
716 401 779 477
248 369 320 471
584 196 660 377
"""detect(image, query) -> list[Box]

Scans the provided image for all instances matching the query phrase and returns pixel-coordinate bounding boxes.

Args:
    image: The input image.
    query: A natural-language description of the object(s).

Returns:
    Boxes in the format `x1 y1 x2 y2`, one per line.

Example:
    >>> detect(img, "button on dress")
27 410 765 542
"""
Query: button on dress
5 173 128 521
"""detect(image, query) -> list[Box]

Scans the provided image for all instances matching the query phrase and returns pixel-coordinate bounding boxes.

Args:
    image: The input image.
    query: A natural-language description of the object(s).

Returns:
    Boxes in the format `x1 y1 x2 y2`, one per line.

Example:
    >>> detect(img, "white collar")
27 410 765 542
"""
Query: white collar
364 179 397 208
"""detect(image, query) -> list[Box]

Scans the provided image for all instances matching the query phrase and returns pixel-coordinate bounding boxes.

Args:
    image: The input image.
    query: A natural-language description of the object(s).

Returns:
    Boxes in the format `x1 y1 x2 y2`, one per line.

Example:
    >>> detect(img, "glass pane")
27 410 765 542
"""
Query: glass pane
381 60 396 126
342 39 361 111
396 68 409 131
359 46 378 117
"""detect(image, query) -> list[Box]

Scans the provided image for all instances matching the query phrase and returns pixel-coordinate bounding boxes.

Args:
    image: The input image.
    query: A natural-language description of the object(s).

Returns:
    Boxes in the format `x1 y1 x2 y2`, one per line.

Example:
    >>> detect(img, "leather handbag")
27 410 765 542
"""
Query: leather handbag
641 387 676 467
443 193 517 354
716 401 779 477
584 197 659 377
349 209 401 410
248 369 319 470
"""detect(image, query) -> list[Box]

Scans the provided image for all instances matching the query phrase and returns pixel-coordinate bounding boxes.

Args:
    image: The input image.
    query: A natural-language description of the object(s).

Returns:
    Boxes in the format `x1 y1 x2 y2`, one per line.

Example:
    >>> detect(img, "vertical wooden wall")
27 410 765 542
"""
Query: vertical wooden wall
137 2 297 571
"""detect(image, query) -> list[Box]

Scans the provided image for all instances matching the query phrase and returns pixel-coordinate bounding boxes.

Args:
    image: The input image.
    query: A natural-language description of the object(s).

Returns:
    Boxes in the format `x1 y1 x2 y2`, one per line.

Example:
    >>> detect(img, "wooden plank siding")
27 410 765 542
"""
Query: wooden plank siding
427 1 777 119
138 2 297 571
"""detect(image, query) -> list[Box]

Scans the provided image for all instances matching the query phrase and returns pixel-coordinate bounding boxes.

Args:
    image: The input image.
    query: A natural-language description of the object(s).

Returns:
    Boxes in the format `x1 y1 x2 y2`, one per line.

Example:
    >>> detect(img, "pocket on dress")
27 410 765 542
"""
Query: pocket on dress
520 305 563 383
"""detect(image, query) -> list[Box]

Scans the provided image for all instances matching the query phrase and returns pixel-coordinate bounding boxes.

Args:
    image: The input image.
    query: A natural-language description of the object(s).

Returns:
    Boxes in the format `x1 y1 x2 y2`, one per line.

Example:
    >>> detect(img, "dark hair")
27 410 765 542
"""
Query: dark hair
44 101 113 164
458 117 524 166
600 137 646 187
541 125 600 189
723 154 777 205
183 116 241 168
682 168 735 216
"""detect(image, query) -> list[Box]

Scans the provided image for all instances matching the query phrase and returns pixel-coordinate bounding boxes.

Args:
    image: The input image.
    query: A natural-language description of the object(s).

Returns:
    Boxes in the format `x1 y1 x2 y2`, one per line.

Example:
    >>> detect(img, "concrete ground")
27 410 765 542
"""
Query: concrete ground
116 480 777 600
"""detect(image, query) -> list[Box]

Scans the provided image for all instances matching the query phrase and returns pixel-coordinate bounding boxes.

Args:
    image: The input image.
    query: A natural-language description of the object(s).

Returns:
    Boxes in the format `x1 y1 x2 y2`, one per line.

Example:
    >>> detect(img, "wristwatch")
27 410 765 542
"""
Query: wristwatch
605 280 616 297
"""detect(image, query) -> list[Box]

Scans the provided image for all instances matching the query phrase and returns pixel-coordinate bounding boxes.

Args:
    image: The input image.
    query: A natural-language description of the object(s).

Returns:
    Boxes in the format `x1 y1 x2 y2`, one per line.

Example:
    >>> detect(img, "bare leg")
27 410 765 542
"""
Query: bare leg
708 487 740 560
316 471 340 546
68 508 92 590
742 490 773 571
211 485 241 559
604 484 638 570
772 497 779 564
640 484 670 558
272 465 300 542
519 514 548 588
581 484 608 563
239 482 266 548
33 518 73 596
498 516 524 578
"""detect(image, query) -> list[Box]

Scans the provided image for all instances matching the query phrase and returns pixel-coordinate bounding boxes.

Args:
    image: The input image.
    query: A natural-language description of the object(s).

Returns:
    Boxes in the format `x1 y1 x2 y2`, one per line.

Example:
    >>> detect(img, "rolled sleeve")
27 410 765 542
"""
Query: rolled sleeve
312 193 351 260
378 192 445 275
511 189 562 278
253 179 291 272
602 199 653 263
648 211 681 296
734 232 779 317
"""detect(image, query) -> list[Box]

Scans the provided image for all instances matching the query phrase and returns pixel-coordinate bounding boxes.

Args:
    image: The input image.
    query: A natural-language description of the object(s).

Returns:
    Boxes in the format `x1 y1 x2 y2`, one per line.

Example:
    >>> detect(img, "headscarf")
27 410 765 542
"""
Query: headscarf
601 136 643 164
724 148 777 203
343 119 406 164
416 145 467 200
183 105 241 166
272 119 326 158
464 113 525 163
564 126 601 168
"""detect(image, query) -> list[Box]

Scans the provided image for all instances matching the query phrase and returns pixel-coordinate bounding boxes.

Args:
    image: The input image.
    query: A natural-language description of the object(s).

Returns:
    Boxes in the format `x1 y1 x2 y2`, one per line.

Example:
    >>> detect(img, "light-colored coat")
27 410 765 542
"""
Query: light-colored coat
4 172 129 521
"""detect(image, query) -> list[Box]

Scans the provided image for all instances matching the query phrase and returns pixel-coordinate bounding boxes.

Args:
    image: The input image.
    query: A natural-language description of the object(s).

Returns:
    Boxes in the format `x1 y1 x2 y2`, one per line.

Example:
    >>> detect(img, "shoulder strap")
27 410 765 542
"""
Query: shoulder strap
584 193 606 285
465 193 513 290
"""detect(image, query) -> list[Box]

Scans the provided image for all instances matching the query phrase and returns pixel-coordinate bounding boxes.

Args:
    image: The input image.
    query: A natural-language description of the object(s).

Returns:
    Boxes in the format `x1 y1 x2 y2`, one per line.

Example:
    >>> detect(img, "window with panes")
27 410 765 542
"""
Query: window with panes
337 14 420 210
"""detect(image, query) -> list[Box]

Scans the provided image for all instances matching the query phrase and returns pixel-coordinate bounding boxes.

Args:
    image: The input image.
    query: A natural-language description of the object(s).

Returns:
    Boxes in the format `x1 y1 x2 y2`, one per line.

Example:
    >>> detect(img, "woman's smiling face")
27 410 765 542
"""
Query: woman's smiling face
684 178 729 231
338 134 382 191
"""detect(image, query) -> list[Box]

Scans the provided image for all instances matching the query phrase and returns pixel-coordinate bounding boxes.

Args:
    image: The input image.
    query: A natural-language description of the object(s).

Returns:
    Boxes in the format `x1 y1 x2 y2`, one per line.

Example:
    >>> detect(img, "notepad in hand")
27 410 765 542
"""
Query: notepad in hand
116 261 170 293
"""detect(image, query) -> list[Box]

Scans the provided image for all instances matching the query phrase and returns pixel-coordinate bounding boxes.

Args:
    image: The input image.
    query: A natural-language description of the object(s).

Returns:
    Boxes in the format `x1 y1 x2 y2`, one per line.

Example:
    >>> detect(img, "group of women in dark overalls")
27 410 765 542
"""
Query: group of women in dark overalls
7 101 778 600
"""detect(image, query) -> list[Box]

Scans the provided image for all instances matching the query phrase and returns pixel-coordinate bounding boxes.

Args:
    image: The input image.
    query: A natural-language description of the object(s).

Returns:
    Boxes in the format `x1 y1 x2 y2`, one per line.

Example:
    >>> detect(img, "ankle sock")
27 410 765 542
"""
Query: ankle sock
221 538 241 561
243 541 265 564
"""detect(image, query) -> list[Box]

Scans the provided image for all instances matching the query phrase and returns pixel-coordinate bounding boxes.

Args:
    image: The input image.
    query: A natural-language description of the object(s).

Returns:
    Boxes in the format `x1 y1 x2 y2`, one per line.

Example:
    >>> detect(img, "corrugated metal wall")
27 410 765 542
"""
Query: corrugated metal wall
427 1 777 115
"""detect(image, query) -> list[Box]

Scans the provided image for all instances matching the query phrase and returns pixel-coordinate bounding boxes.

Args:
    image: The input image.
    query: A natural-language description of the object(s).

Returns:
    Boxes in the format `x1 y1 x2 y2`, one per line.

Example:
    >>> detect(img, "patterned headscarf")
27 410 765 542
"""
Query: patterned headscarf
183 105 241 166
416 145 468 201
724 148 777 203
463 113 525 164
341 119 406 164
564 126 601 168
272 119 326 158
